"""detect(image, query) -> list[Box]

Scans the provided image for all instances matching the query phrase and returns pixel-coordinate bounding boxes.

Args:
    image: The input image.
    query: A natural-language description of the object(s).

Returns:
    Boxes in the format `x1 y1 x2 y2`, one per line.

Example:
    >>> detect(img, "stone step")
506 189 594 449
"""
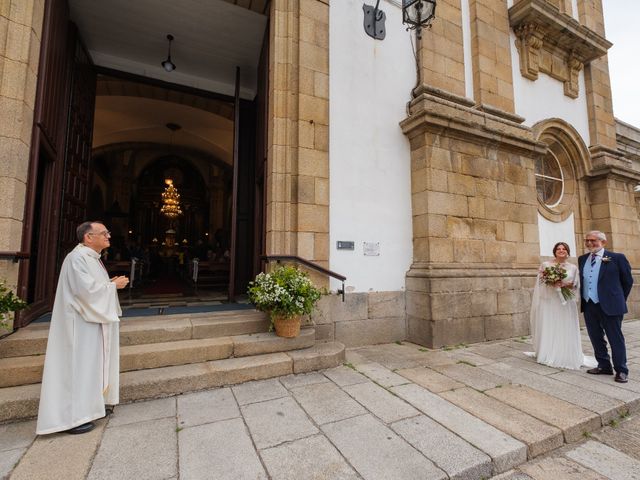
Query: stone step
0 329 316 388
0 309 270 359
0 341 346 424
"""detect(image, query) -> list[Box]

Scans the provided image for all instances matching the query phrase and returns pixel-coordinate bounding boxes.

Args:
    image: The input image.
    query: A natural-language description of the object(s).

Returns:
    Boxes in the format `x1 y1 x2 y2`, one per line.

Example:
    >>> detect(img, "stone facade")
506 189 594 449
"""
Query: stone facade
400 0 640 347
0 0 44 330
1 0 639 349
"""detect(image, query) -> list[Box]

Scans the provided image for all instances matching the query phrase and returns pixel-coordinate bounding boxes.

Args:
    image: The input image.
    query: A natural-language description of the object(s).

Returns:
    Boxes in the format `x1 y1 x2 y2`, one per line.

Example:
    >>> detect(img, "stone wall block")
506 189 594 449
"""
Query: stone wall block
405 290 431 319
497 290 530 315
470 291 498 316
431 292 472 320
484 314 515 341
335 317 405 348
330 293 368 322
368 291 405 319
431 316 485 348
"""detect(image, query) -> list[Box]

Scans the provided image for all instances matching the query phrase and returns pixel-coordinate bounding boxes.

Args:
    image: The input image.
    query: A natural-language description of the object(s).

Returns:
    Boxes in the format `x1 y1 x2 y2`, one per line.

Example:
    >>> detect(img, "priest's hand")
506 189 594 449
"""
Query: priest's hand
111 276 129 289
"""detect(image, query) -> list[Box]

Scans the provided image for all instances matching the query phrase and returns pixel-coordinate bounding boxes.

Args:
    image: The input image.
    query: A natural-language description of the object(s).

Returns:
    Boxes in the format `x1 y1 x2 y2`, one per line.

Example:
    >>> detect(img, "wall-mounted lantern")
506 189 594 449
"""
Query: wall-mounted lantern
402 0 437 39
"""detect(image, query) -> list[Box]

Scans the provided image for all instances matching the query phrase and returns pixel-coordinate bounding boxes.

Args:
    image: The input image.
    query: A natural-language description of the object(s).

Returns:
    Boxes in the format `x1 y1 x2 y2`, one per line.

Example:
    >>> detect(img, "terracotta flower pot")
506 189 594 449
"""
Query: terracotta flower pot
272 314 301 338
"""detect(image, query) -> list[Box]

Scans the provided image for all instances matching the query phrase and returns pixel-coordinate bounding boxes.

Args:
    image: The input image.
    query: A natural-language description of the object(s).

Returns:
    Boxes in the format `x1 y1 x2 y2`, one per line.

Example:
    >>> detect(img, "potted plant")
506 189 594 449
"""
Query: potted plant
247 265 324 338
0 280 27 331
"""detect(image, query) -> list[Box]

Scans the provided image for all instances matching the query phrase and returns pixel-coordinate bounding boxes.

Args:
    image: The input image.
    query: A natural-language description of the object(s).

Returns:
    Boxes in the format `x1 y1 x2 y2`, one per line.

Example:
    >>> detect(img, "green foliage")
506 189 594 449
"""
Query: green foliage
0 280 27 328
247 265 324 320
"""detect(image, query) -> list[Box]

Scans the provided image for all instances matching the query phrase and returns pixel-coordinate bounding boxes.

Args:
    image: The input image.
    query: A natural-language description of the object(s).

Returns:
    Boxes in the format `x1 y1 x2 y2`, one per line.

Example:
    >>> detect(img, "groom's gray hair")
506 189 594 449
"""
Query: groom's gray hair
587 230 607 241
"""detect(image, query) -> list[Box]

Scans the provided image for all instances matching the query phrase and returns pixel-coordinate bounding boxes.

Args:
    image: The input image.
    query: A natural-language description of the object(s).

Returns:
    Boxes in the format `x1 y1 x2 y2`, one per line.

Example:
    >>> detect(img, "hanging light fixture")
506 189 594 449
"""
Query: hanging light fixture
160 179 183 218
402 0 437 39
161 34 176 72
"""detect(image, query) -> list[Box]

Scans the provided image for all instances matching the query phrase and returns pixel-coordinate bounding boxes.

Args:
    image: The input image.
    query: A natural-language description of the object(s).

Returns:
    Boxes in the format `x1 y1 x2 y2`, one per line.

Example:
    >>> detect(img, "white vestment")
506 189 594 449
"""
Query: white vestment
36 244 121 435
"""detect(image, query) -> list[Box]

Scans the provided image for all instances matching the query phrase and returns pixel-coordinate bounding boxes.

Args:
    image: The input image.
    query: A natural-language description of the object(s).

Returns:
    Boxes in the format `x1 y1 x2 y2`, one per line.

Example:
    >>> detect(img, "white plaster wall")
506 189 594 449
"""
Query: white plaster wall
538 213 577 258
329 0 414 292
506 0 590 258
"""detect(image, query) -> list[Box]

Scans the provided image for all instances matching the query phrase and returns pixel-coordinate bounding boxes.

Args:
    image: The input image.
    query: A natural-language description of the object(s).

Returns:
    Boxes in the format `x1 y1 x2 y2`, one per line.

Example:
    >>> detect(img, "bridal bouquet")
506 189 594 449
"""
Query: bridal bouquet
540 264 574 305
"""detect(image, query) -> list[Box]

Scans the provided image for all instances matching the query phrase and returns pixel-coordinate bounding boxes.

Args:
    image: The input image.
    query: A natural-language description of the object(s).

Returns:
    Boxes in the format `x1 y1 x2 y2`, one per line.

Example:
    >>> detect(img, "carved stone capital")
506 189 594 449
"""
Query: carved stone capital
509 0 611 98
514 23 545 80
563 54 584 98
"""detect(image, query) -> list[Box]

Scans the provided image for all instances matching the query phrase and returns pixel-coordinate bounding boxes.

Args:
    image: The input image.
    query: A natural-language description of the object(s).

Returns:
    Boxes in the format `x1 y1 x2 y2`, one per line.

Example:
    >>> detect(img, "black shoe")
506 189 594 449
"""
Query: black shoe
615 372 629 383
66 422 95 435
587 367 614 375
105 405 114 416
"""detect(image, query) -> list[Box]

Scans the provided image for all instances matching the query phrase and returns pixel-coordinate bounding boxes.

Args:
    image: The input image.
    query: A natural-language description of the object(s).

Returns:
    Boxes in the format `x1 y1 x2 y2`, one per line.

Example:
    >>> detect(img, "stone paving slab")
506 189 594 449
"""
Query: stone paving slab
391 414 493 480
323 365 370 387
591 415 640 460
290 381 367 425
231 377 289 405
0 419 35 452
179 417 267 480
0 447 25 480
107 397 176 428
322 413 447 480
241 396 318 449
501 356 562 376
482 361 624 424
485 384 602 442
391 383 527 474
177 387 239 427
395 366 464 392
87 417 177 480
433 362 508 391
260 434 359 480
565 440 640 479
440 387 564 458
9 419 107 480
343 381 419 424
355 362 411 388
279 371 330 389
550 370 640 411
517 456 607 480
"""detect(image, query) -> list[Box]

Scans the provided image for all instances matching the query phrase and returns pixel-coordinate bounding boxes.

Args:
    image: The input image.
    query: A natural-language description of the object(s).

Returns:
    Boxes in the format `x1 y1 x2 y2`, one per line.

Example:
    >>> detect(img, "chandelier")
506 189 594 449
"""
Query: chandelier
160 179 183 218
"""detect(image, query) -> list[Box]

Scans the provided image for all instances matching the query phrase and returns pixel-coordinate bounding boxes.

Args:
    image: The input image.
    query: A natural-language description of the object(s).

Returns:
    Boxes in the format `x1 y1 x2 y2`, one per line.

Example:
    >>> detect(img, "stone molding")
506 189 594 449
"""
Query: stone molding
509 0 612 98
401 84 546 157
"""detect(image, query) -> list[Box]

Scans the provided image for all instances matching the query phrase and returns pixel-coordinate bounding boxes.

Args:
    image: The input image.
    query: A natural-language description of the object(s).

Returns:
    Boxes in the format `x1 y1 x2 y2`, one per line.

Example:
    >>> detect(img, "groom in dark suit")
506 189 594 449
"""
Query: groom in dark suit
579 230 634 383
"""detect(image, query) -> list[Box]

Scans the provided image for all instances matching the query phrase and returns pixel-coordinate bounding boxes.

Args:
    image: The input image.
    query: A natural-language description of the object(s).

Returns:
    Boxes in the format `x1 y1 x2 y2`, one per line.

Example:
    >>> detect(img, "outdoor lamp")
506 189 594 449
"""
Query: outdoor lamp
161 34 176 72
402 0 437 39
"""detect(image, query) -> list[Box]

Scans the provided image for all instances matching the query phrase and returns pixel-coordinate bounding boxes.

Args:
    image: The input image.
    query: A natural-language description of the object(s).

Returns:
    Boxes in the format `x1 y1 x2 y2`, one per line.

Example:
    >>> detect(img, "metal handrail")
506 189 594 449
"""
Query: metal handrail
261 255 347 302
0 251 30 263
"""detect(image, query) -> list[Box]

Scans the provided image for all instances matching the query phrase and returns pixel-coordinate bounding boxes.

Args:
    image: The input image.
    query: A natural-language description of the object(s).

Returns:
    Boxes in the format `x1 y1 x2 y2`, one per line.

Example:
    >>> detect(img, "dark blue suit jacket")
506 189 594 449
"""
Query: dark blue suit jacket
579 250 633 316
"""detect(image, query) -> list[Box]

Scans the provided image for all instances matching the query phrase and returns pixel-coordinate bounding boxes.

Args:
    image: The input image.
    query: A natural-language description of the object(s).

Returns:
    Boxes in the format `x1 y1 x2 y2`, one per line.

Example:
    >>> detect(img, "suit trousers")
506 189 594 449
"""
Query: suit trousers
584 300 628 374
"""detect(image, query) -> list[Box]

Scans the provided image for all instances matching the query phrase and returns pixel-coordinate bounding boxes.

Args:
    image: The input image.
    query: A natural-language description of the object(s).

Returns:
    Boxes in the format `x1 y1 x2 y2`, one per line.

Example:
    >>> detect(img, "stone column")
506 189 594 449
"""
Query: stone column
576 0 640 266
469 0 515 113
418 0 466 97
266 0 329 270
0 0 44 329
403 1 548 347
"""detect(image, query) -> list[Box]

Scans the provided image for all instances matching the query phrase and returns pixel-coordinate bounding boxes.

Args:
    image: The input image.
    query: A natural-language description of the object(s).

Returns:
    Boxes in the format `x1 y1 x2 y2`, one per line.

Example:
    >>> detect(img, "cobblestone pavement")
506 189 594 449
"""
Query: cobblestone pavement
4 320 640 479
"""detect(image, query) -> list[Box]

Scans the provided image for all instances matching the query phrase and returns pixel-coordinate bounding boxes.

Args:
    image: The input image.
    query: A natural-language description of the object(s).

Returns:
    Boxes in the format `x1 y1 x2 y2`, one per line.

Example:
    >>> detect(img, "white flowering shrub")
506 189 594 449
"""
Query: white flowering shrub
247 265 323 319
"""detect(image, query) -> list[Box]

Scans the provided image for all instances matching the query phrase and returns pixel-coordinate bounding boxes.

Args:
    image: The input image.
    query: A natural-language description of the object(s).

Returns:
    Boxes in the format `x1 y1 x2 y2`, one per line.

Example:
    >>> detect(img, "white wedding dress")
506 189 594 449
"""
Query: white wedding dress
527 261 597 370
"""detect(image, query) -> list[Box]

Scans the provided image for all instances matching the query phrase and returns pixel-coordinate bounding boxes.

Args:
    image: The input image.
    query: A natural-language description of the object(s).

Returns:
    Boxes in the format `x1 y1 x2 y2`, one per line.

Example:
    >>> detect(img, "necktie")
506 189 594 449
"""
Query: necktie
590 253 597 267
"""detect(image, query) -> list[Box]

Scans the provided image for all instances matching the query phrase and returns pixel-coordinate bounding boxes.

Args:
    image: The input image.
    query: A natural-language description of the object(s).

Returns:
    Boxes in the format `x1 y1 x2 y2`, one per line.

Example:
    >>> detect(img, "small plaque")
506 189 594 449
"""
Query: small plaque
337 241 355 250
363 242 380 256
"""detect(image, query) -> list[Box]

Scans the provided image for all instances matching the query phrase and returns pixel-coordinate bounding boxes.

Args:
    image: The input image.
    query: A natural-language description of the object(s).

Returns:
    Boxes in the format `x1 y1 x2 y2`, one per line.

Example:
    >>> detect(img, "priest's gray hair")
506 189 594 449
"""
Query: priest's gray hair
587 230 607 241
76 221 102 242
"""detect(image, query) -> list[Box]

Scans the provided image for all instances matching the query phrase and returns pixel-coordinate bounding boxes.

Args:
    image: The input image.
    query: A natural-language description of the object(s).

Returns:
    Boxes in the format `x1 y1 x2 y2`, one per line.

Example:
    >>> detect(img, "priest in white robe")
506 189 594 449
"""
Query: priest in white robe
36 221 129 435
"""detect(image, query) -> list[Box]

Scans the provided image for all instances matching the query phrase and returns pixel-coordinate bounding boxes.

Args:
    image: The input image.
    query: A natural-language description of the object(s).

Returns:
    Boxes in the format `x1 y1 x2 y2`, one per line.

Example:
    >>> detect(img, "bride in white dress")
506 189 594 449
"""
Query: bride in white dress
528 242 596 369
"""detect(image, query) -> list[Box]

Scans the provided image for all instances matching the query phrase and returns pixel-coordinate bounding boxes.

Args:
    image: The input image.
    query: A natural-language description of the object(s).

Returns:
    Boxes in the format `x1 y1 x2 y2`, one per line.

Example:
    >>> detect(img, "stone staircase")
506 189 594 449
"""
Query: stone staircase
0 309 345 423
